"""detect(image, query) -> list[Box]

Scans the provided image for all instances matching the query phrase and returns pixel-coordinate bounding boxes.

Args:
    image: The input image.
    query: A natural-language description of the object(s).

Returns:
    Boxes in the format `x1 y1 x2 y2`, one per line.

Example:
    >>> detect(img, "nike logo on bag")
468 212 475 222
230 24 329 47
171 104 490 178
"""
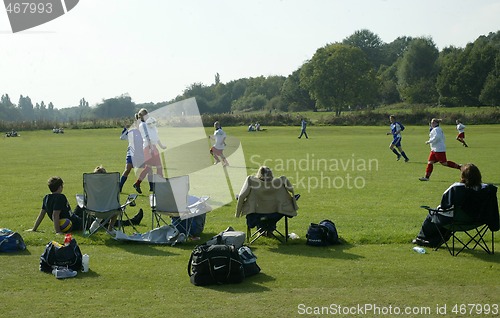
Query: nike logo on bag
214 265 226 270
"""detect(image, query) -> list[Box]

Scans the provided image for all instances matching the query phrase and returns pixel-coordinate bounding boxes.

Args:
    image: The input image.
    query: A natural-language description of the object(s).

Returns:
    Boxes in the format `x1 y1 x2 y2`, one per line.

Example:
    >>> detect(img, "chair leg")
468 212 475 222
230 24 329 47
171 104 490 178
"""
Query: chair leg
285 216 289 243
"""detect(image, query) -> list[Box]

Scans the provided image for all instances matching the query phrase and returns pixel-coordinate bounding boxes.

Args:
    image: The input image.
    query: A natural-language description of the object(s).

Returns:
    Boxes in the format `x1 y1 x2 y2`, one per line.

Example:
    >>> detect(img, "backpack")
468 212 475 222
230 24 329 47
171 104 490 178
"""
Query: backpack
306 220 340 246
39 239 83 273
206 228 246 249
188 243 245 286
0 229 26 252
238 245 261 277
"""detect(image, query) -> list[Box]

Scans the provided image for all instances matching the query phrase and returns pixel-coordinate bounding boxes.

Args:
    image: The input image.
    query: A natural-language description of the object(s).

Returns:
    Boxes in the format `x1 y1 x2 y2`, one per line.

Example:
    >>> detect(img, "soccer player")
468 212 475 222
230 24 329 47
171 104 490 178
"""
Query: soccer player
386 115 409 162
419 118 461 181
209 121 229 166
455 119 468 147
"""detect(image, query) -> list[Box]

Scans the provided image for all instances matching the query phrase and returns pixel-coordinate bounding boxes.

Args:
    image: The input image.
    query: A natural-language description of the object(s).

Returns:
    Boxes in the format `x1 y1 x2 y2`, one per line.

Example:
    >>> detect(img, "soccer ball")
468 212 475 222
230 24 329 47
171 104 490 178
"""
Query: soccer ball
59 219 72 233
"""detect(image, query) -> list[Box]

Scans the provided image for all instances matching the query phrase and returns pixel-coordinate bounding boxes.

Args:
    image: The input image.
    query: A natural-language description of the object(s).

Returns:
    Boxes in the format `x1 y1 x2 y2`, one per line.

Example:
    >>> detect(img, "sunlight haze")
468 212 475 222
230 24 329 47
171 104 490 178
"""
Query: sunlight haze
1 0 498 108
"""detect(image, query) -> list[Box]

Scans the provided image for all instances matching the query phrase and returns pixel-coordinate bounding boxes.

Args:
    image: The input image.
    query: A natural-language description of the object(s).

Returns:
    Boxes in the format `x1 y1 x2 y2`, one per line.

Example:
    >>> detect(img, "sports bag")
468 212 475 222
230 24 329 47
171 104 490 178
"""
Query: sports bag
188 244 245 286
306 219 340 246
39 239 83 273
0 228 26 252
238 245 260 277
319 220 340 245
206 228 246 249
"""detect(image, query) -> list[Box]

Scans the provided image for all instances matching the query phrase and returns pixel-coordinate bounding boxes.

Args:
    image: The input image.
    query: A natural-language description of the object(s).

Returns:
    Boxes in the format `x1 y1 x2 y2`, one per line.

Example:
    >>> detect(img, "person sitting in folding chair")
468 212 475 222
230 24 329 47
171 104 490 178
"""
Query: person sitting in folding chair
28 176 84 234
413 163 494 247
89 166 143 233
236 166 299 241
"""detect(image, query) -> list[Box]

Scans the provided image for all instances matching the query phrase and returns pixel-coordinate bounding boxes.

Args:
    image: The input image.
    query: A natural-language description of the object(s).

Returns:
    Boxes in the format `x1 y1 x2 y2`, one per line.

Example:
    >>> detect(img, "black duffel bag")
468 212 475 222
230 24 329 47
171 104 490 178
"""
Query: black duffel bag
39 239 82 273
188 244 245 286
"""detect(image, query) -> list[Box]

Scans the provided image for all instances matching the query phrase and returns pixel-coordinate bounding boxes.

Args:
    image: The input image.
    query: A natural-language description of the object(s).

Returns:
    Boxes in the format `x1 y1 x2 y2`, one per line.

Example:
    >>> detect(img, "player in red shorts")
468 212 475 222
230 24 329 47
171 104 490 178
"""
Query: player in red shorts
455 119 468 147
419 118 462 181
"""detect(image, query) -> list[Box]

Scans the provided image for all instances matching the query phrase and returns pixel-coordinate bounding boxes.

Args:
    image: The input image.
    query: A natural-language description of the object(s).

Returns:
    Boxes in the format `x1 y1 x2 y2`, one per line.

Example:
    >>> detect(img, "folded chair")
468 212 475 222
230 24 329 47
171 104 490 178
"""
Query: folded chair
150 175 210 237
235 175 298 244
421 184 499 256
76 172 137 236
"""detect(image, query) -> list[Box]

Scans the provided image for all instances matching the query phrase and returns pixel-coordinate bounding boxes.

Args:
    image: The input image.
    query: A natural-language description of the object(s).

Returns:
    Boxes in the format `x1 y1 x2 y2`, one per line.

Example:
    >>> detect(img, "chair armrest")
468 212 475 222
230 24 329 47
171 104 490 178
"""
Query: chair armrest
420 205 454 215
125 194 138 207
76 194 85 208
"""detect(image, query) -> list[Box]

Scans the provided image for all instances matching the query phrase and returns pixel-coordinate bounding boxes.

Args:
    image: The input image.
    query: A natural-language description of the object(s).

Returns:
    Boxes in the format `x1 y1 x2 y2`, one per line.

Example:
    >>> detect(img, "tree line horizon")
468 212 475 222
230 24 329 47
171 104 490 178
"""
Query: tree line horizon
1 29 499 125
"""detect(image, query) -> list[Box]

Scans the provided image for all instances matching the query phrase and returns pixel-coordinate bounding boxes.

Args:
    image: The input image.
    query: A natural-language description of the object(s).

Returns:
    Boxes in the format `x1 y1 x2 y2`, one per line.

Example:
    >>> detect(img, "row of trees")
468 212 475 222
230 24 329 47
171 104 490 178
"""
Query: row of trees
1 29 498 124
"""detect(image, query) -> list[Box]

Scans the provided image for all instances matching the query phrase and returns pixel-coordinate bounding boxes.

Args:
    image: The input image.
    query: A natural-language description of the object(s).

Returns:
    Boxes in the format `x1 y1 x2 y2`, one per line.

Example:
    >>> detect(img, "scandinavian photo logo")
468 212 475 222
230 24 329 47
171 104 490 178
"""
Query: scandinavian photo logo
3 0 79 33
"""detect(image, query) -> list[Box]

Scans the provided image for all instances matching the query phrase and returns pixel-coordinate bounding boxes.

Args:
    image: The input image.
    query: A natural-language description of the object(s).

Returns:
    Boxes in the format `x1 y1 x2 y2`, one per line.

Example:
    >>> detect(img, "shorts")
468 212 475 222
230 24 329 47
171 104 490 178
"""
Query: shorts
391 136 402 147
210 146 224 157
457 132 465 139
428 151 447 163
126 155 133 165
144 145 162 166
126 155 145 168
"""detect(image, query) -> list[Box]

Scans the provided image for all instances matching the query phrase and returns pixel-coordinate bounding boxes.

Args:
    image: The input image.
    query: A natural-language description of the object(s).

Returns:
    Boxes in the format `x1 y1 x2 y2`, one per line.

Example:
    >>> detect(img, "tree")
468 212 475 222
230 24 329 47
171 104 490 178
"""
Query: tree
457 37 497 105
94 94 135 119
18 95 34 120
281 69 316 111
381 36 413 66
479 57 500 106
436 46 464 106
397 37 439 104
300 43 377 115
343 29 385 69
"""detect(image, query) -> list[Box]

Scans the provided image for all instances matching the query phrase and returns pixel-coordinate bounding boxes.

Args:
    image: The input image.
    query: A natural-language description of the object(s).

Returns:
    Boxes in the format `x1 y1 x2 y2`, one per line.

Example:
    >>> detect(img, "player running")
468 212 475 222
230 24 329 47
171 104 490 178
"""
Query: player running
386 115 409 162
455 119 468 147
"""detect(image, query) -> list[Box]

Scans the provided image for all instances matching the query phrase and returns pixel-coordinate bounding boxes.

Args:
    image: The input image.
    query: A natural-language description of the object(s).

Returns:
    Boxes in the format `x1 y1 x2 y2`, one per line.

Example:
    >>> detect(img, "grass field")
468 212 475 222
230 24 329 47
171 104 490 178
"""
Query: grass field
1 125 499 317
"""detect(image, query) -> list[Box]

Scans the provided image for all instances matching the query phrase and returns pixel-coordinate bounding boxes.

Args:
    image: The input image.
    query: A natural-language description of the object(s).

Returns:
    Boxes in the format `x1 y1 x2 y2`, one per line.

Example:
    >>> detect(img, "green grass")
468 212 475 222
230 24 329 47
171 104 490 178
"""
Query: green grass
1 125 499 317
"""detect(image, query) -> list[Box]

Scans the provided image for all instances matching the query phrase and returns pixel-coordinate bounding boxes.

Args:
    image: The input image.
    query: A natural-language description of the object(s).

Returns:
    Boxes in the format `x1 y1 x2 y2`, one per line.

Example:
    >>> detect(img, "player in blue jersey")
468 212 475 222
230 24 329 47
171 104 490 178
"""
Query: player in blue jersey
119 114 148 192
386 115 409 162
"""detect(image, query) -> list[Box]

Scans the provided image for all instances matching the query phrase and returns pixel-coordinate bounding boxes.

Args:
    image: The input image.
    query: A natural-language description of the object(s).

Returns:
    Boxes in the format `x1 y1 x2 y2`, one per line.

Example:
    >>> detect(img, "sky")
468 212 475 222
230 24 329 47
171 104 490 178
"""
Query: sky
1 0 499 109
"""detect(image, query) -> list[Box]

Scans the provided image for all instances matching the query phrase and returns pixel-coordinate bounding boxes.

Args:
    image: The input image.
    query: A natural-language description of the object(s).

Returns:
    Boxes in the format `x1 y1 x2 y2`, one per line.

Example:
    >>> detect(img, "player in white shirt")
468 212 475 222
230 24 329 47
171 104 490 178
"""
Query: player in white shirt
455 119 468 147
209 121 229 166
419 118 462 181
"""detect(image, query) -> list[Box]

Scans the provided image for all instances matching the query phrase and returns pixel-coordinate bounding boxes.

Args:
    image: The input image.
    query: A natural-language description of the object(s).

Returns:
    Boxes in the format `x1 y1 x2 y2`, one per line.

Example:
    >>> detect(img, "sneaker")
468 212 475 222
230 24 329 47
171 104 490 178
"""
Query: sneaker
133 183 142 194
412 238 431 247
294 194 301 201
405 158 409 162
52 267 77 279
396 155 401 161
419 177 429 181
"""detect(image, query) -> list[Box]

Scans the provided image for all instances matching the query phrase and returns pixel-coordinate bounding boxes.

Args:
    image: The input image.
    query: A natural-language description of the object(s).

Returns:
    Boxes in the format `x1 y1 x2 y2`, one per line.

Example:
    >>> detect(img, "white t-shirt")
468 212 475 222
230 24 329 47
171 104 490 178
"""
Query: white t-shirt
427 126 446 152
456 123 465 133
213 128 226 150
139 118 160 148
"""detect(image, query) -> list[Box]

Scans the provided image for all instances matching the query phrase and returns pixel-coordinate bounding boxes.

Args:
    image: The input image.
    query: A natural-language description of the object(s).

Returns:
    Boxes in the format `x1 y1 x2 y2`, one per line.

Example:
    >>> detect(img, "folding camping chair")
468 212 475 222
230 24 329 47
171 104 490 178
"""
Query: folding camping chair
150 175 210 237
421 184 499 256
76 172 138 236
235 176 298 244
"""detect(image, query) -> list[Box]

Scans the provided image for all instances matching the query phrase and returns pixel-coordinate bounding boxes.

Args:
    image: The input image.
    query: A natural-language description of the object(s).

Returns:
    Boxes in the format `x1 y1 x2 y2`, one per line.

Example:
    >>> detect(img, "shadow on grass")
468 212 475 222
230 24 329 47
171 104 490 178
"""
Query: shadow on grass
193 272 274 292
104 239 181 257
0 249 32 256
434 245 500 263
265 239 364 260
